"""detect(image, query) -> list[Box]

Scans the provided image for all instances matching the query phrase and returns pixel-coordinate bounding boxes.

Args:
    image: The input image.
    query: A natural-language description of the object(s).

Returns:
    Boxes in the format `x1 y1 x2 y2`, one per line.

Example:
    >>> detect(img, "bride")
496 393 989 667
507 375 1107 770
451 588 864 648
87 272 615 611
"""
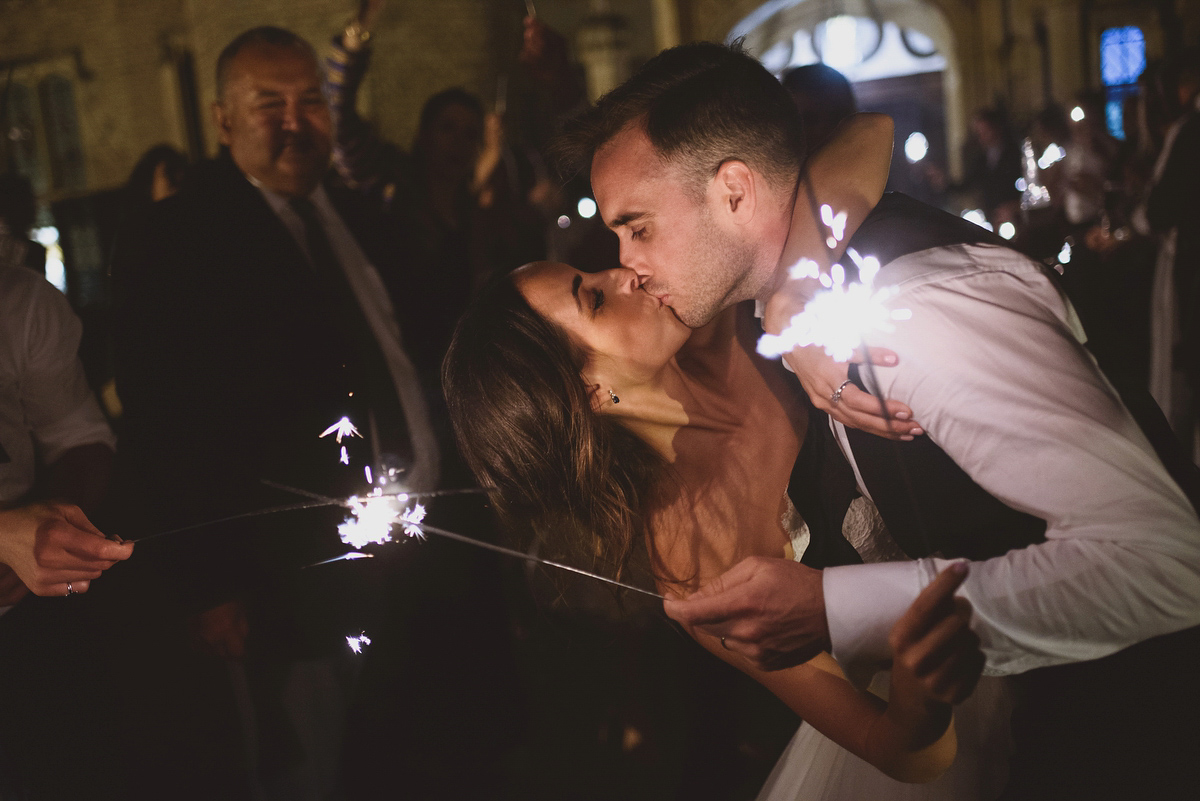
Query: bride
442 114 1009 798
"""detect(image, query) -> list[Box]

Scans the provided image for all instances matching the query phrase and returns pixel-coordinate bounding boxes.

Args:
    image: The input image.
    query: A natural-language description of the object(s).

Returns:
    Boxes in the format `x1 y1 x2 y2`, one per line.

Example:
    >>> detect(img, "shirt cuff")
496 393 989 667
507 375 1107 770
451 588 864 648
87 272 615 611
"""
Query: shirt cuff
824 560 926 688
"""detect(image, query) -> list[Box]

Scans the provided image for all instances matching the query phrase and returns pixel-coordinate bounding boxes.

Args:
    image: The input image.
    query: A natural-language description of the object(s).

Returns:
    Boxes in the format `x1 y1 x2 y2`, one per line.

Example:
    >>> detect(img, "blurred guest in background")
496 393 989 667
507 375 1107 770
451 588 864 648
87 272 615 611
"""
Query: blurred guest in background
0 222 123 603
1144 46 1200 458
0 197 130 798
1062 93 1119 231
327 0 545 387
0 173 46 277
781 63 857 158
122 143 188 216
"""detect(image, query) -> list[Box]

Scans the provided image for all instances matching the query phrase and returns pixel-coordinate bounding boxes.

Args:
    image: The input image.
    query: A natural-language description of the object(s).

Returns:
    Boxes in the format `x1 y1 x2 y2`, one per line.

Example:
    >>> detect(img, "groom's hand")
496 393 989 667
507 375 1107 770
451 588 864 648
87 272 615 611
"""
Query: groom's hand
664 556 831 671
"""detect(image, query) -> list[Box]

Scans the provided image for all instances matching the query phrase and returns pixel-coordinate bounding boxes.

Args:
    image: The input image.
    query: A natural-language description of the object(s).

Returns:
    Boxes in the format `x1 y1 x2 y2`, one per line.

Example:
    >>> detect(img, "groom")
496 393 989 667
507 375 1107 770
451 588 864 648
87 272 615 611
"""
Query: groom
557 42 1200 799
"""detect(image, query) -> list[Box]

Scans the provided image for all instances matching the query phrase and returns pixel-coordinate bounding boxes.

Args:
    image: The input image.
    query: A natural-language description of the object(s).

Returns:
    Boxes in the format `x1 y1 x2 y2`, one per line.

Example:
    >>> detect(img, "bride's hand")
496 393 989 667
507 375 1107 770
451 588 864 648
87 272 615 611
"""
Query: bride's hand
889 563 984 712
764 283 921 440
786 344 922 440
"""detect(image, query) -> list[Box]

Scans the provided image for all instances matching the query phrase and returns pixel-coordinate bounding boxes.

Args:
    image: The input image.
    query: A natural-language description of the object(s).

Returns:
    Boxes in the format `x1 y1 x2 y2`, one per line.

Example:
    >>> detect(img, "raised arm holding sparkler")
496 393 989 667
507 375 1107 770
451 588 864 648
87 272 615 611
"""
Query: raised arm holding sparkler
763 113 921 441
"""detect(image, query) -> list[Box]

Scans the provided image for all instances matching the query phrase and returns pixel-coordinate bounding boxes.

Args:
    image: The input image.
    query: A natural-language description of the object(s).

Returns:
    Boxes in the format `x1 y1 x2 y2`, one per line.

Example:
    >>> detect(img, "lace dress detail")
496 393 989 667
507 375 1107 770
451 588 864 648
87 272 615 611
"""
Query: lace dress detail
782 494 908 564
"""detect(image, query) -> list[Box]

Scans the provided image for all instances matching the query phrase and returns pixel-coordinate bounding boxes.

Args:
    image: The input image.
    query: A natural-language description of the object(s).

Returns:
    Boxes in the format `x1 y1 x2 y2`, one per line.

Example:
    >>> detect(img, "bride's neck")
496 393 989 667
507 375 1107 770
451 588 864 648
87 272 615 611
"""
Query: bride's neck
607 328 748 461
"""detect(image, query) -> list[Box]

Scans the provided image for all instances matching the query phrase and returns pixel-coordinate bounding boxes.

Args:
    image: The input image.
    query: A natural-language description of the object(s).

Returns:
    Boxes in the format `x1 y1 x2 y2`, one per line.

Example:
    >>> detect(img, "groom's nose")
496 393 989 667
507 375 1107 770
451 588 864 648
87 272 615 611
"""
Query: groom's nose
607 267 641 293
617 242 650 282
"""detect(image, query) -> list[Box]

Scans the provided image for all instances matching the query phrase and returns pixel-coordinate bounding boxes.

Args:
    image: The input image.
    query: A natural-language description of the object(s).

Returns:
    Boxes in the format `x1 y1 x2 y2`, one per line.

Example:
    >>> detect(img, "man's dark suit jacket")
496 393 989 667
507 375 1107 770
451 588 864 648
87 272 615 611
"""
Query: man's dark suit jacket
110 154 414 639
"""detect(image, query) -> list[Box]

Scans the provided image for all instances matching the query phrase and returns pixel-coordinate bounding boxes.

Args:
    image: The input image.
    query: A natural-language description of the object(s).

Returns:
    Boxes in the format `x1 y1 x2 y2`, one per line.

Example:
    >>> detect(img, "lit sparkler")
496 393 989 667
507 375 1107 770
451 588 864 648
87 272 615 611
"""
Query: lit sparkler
346 632 372 654
340 446 350 465
337 491 427 549
264 481 664 598
758 247 910 362
320 416 361 443
133 486 485 544
820 204 848 249
764 196 934 557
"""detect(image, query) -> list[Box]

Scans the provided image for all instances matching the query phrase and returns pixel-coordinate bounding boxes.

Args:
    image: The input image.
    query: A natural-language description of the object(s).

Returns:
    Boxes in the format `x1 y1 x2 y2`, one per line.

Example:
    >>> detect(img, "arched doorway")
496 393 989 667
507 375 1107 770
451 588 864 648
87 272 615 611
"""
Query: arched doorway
724 0 965 198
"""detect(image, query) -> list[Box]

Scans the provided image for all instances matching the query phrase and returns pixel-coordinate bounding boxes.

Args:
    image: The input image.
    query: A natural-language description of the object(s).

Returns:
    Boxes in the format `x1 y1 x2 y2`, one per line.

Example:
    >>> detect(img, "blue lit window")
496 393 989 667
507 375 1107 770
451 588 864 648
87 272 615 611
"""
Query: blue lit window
1100 26 1145 140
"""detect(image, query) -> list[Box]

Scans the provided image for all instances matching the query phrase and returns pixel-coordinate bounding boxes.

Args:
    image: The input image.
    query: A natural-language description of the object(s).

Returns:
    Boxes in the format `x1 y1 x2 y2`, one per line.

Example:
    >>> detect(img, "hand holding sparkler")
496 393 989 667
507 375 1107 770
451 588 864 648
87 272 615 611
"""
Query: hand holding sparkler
664 556 830 671
762 251 923 441
519 12 570 88
0 502 132 597
762 113 920 439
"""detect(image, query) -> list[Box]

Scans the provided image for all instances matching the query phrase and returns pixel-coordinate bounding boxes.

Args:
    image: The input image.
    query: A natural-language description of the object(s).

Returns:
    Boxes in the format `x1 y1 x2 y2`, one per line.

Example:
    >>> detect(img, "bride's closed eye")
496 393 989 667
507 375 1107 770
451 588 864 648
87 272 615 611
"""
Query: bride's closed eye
591 289 606 313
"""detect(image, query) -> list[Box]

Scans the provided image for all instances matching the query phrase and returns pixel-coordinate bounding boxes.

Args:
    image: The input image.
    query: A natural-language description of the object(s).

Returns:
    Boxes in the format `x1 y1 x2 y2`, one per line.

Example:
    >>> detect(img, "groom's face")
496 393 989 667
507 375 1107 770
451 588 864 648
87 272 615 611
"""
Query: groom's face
591 124 756 328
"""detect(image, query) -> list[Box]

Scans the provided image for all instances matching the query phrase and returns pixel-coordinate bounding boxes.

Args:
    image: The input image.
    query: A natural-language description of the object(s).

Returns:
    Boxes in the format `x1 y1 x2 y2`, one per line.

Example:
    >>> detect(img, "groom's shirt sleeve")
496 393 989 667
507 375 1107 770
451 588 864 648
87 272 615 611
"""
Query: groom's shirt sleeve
822 242 1200 679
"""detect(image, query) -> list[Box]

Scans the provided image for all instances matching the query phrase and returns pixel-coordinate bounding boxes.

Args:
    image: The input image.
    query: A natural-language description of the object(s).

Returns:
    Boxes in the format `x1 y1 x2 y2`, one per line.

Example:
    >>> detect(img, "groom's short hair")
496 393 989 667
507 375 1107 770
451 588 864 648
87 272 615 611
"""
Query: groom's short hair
554 41 805 198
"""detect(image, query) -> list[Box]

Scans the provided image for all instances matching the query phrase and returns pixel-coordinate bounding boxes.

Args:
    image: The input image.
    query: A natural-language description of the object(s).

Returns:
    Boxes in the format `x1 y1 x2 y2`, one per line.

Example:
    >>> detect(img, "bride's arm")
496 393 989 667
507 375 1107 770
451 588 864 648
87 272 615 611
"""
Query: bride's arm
777 112 894 275
661 564 979 783
766 113 923 439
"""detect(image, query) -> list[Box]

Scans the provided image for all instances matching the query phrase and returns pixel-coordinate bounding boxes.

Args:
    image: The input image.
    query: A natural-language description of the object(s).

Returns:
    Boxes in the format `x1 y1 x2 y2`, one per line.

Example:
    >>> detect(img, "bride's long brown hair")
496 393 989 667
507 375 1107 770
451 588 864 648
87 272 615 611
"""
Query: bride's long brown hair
443 275 667 580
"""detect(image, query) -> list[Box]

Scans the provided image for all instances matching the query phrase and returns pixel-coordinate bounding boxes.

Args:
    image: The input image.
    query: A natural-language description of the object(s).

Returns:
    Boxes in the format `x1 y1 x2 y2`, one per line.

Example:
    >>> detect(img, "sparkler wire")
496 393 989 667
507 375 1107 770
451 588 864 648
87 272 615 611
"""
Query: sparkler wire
133 487 486 544
795 176 936 557
409 520 664 600
138 480 663 599
263 480 663 598
264 480 662 598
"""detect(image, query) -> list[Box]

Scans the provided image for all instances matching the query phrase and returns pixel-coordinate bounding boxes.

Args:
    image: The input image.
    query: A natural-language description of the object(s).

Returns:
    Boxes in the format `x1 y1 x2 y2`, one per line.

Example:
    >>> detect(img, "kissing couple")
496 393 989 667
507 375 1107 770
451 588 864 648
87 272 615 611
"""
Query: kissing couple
444 42 1200 800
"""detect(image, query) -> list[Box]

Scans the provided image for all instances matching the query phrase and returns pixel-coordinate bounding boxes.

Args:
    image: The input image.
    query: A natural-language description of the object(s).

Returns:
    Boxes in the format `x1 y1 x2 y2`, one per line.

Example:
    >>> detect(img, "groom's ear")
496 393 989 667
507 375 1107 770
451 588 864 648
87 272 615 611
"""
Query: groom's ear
712 159 756 224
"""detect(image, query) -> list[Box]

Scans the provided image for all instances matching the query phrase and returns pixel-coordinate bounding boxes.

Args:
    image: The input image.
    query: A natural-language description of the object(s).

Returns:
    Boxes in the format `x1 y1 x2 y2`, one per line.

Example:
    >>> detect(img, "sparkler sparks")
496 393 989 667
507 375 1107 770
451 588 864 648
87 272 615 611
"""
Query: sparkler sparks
820 204 847 249
306 552 376 568
337 492 428 549
320 416 361 443
758 248 910 362
346 632 372 654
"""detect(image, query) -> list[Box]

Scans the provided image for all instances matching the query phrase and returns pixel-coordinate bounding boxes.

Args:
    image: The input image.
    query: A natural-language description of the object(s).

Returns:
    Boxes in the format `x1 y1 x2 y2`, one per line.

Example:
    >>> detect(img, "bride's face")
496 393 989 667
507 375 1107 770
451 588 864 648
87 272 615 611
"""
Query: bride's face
516 261 692 383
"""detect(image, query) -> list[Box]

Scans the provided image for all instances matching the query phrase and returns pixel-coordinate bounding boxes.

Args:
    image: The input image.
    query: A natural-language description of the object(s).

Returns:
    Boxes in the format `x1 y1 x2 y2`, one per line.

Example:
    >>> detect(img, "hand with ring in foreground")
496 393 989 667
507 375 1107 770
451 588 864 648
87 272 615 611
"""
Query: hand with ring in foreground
762 282 922 441
0 502 132 597
785 343 922 440
664 556 831 672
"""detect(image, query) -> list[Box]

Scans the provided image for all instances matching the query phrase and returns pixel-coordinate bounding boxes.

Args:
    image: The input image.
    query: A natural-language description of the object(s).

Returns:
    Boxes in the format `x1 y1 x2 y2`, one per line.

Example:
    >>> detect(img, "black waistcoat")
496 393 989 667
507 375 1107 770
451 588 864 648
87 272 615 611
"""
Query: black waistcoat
805 194 1200 799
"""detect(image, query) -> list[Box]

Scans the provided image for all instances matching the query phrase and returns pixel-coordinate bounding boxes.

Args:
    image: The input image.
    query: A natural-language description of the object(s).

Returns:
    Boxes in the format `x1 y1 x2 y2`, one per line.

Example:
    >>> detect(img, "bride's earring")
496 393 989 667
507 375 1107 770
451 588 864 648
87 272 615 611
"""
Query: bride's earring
608 389 620 405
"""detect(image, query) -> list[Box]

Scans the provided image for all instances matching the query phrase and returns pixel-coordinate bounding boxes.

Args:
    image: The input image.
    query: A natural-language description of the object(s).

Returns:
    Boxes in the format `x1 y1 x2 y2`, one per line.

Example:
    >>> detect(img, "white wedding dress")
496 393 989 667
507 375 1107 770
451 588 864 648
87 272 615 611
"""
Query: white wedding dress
759 498 1013 801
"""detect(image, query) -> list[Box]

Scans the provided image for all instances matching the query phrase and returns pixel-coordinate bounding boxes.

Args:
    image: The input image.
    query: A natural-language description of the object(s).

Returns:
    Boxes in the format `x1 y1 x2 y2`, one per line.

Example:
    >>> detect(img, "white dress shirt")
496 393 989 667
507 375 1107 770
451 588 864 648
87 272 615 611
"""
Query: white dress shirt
0 259 116 615
0 261 115 505
254 183 439 491
821 242 1200 680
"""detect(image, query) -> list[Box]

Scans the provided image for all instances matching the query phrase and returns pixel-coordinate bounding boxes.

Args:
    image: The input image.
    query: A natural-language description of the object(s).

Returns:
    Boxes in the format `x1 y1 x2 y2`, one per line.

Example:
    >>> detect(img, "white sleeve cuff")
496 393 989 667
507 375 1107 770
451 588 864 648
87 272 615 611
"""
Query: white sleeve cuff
824 560 927 688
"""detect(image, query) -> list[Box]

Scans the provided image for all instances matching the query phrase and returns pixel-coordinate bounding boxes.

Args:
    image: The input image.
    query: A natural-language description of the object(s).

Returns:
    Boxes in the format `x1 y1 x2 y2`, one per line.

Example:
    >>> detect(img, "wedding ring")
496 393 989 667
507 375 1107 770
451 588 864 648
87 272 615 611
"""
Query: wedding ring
720 636 729 651
830 379 853 405
66 582 74 596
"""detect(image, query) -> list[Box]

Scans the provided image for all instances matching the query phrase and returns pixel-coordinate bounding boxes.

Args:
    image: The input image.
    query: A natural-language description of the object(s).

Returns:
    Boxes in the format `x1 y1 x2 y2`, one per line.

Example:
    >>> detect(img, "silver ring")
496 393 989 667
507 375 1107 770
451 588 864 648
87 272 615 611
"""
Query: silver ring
720 636 729 651
830 379 853 405
66 582 74 596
